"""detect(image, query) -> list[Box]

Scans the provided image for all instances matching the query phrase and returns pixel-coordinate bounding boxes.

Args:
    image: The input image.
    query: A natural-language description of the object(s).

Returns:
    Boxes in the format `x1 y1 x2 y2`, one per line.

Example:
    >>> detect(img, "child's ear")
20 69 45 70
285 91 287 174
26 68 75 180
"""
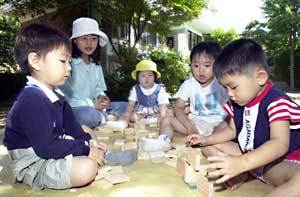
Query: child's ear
256 69 268 86
27 52 41 71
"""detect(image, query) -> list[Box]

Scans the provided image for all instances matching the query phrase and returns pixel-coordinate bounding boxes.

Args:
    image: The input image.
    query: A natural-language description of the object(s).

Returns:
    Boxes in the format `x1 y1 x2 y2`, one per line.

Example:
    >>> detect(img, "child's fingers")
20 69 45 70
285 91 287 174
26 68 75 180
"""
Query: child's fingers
97 142 107 151
215 174 231 184
216 151 228 156
207 156 226 162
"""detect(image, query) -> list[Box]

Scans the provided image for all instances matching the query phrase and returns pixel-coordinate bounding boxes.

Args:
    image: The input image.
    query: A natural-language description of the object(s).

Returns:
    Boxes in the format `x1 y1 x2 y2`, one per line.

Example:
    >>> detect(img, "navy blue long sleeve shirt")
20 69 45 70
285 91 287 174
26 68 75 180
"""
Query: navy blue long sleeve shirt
4 83 91 159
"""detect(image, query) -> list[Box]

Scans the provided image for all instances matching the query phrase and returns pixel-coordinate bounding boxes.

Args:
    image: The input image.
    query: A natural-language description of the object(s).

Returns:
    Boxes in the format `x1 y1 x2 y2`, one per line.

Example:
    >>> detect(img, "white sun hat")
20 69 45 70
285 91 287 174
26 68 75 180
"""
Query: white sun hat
70 17 109 47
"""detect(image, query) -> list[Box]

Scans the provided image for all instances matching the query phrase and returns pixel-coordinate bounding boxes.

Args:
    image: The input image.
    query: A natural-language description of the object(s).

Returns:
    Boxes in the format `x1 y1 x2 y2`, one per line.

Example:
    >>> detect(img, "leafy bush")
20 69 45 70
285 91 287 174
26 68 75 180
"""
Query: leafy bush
0 15 20 73
149 45 190 95
105 44 189 100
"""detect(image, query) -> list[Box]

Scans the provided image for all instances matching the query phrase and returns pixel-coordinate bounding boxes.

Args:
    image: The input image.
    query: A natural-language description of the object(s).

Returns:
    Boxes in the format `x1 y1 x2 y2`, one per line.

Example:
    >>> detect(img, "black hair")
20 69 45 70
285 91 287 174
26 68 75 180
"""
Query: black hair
71 37 101 64
190 41 221 62
213 38 269 80
14 23 72 74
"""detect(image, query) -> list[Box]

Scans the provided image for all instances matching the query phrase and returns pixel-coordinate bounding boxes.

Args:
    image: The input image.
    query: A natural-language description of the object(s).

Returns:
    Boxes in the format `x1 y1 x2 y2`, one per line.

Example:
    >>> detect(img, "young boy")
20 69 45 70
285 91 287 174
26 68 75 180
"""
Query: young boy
4 23 136 190
139 41 228 152
186 39 300 196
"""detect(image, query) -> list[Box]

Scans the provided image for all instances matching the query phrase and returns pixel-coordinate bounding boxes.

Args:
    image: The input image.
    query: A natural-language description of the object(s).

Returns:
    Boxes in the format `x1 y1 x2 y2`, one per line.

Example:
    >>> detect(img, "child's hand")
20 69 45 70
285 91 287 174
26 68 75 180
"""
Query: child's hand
205 154 246 184
185 134 207 145
187 124 199 135
88 146 105 166
95 95 111 110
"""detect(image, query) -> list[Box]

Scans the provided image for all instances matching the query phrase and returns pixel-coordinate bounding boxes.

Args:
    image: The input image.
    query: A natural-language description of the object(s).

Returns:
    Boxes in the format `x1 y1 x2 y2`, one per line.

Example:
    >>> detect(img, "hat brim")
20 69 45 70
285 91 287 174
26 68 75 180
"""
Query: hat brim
131 70 161 80
70 30 109 47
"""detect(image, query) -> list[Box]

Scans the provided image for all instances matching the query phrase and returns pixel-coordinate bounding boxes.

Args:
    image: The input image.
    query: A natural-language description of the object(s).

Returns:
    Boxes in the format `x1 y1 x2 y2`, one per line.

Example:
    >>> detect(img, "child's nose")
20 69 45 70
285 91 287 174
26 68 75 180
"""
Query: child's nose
227 88 234 97
66 62 72 72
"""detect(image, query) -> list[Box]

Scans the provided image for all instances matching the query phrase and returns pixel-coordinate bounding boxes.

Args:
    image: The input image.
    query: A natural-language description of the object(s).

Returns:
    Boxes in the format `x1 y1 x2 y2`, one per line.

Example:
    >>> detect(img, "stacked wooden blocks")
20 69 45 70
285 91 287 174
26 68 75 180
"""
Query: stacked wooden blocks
176 147 214 197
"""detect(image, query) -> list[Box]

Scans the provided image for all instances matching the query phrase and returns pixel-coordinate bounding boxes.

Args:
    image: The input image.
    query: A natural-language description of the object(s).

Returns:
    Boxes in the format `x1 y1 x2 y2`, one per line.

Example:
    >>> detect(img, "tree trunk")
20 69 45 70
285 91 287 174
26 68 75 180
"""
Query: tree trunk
289 33 295 91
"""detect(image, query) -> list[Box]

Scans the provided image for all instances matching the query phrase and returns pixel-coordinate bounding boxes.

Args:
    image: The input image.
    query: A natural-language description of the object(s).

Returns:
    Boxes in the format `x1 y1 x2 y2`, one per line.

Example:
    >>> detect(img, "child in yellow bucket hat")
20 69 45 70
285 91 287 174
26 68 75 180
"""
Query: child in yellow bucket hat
131 59 161 80
105 60 169 129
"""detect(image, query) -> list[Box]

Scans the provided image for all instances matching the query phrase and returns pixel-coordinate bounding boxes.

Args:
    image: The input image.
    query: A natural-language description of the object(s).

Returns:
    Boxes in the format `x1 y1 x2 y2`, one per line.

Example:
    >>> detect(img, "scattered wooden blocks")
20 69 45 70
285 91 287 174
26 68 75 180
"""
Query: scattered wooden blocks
151 156 169 164
134 122 146 130
95 179 113 189
96 135 110 141
95 126 114 134
146 132 158 138
121 141 138 151
105 173 130 184
114 138 126 146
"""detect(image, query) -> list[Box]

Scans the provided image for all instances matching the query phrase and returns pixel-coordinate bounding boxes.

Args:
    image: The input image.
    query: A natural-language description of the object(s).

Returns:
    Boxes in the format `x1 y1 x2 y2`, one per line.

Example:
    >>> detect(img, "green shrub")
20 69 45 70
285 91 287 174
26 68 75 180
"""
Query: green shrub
149 45 190 95
105 44 189 100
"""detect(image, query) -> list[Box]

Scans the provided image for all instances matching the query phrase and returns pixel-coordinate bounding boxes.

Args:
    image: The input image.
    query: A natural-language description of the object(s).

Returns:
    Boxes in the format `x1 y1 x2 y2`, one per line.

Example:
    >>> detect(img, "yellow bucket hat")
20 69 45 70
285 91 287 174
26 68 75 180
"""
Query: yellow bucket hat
131 60 161 80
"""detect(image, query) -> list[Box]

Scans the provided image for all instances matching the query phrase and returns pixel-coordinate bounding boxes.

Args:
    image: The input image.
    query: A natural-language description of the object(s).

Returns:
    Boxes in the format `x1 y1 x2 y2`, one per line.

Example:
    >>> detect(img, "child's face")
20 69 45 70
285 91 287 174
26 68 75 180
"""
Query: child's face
190 53 214 87
74 34 99 56
35 46 72 90
219 72 265 106
137 71 155 89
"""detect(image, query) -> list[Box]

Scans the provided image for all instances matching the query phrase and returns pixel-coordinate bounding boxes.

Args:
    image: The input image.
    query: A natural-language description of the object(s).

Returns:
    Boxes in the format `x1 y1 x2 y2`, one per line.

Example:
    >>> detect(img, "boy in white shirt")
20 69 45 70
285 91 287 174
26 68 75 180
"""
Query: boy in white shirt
140 41 228 152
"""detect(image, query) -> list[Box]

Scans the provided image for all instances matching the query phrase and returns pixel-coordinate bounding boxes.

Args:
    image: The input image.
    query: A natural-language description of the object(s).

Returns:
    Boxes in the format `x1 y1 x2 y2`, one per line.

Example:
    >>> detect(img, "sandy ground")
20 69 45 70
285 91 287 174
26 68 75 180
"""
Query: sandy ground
1 92 299 196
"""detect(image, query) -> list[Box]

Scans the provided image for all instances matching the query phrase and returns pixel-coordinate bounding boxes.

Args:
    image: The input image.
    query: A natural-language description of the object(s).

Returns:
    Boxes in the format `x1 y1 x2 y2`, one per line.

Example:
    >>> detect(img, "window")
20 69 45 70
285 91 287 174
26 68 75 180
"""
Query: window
166 36 174 48
188 31 202 50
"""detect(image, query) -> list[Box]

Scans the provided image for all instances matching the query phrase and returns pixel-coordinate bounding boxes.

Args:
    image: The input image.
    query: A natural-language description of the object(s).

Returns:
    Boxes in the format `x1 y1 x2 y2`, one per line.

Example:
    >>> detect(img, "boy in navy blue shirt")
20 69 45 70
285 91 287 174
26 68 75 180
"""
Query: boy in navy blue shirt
4 23 136 189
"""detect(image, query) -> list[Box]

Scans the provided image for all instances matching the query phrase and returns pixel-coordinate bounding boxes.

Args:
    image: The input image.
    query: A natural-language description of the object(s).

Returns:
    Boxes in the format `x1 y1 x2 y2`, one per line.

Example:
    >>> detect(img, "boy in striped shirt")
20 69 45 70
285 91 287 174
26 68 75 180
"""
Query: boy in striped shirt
186 39 300 196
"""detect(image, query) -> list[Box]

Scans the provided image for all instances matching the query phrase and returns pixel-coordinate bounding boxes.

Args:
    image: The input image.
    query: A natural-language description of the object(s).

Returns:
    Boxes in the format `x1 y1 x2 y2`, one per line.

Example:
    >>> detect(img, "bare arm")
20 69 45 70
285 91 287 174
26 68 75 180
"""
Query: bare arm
175 98 198 134
159 104 168 118
186 118 236 145
208 120 290 184
205 118 236 145
240 120 290 172
120 100 136 122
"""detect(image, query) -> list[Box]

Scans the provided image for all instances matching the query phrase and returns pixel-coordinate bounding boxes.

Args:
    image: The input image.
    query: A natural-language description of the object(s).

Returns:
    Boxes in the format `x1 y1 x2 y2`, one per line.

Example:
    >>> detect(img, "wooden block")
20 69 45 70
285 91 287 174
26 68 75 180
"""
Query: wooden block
186 147 203 171
123 128 136 133
134 122 146 130
94 179 113 189
96 136 110 141
151 156 169 164
166 158 177 167
95 126 114 133
124 132 136 141
146 132 158 138
114 139 126 146
138 150 150 160
149 151 166 158
121 142 138 151
165 149 178 158
95 166 113 180
184 163 199 183
105 173 130 184
176 157 186 176
197 175 214 197
171 142 187 152
110 166 124 174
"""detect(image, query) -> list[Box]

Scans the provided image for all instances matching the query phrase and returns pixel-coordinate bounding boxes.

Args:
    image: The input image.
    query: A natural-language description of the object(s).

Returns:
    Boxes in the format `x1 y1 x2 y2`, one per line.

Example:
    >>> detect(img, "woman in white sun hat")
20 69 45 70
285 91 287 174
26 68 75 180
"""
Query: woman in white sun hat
59 17 127 129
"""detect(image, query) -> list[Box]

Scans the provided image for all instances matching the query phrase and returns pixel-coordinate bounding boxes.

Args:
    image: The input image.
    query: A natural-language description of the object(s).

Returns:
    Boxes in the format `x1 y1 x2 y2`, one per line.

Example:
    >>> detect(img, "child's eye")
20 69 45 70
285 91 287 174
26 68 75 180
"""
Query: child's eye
231 86 238 90
60 60 66 63
205 64 212 68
